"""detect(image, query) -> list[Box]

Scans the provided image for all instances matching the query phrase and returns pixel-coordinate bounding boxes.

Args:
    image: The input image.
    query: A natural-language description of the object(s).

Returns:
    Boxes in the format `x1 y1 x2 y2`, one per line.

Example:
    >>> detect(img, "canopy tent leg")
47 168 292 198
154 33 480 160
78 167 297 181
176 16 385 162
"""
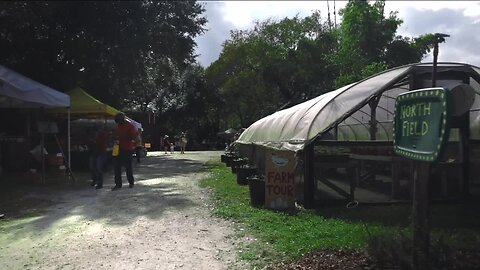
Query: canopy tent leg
67 107 72 176
41 132 45 184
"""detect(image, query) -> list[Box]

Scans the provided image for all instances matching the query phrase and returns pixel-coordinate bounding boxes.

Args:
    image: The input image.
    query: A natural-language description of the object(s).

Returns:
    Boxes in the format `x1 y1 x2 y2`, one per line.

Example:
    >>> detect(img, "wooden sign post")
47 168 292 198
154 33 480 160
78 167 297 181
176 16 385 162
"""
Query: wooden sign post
265 149 296 210
394 88 451 270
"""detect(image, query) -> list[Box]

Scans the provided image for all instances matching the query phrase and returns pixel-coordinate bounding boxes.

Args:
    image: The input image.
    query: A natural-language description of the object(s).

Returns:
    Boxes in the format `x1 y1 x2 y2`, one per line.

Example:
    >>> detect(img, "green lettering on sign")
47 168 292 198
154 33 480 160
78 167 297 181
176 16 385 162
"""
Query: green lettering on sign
393 87 451 162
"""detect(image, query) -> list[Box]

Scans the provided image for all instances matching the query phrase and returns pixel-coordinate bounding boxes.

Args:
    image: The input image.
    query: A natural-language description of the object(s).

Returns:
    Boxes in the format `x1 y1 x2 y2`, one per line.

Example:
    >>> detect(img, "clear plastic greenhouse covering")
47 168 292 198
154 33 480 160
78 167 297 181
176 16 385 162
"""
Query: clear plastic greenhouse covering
236 62 480 152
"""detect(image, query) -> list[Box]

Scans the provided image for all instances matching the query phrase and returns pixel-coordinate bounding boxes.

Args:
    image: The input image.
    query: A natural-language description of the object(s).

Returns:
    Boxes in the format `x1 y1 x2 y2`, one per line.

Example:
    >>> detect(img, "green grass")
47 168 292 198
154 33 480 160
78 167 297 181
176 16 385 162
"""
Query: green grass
200 162 394 267
201 162 480 268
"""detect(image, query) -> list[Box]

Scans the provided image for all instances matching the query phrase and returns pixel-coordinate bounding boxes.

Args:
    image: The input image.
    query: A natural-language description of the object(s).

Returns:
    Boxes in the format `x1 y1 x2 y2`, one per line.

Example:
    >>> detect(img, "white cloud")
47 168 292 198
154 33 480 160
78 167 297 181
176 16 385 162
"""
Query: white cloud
397 6 480 65
220 1 339 28
195 2 235 67
385 1 480 17
195 1 480 67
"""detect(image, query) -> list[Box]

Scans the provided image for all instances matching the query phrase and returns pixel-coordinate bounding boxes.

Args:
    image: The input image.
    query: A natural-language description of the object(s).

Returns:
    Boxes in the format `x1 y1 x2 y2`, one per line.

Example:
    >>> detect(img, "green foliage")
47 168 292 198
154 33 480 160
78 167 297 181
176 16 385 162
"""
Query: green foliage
161 65 224 144
201 162 389 267
360 62 388 78
335 0 436 88
0 1 206 110
206 12 338 128
201 162 480 268
366 231 473 270
207 1 434 129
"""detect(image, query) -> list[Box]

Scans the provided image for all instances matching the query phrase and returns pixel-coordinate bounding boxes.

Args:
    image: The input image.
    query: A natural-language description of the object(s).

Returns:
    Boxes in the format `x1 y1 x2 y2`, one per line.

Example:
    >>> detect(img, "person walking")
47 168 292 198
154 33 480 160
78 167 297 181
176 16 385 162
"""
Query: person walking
170 141 175 154
179 132 187 154
163 135 170 154
91 126 108 189
112 113 137 190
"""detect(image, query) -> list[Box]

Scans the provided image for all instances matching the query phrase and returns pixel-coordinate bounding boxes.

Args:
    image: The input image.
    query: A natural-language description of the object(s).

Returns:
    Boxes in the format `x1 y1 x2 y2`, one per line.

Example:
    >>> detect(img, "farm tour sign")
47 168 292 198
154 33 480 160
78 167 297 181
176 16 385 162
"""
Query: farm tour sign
393 87 451 162
265 150 296 209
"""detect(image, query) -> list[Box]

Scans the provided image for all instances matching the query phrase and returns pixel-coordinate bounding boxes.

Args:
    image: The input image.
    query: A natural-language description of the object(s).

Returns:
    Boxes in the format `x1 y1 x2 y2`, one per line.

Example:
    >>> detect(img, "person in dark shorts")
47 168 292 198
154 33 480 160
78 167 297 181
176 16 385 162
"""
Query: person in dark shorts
91 126 107 189
112 113 137 190
163 135 170 154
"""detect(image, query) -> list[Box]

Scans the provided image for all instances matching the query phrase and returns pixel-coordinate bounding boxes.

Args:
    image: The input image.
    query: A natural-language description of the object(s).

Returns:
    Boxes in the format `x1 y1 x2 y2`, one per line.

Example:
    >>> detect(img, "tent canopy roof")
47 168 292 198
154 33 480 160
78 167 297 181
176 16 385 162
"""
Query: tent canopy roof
50 87 121 118
237 62 480 152
71 118 142 131
50 87 143 129
0 64 70 108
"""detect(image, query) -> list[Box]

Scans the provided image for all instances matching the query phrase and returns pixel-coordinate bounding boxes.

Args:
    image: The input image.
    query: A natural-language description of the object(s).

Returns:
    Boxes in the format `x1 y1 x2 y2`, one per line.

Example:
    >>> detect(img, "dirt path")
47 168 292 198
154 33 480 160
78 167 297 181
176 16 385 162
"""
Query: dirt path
0 151 247 270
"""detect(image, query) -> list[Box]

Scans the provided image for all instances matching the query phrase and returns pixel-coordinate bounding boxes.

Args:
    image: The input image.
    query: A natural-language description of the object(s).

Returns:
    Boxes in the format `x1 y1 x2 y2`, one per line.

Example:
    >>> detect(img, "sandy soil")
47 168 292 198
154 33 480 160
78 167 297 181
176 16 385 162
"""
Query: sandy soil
0 151 248 270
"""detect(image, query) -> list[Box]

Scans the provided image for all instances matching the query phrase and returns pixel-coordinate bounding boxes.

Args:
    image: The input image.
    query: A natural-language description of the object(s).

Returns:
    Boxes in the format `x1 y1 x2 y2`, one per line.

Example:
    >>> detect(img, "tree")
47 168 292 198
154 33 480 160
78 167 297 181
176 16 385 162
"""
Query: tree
206 13 337 128
335 0 433 86
0 1 207 110
158 65 223 145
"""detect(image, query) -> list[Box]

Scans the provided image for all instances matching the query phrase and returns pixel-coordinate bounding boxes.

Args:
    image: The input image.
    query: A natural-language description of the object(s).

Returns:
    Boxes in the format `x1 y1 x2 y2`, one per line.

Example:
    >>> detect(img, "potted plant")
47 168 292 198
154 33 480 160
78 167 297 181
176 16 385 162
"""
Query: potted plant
236 164 257 185
224 154 237 167
248 174 265 207
231 157 248 174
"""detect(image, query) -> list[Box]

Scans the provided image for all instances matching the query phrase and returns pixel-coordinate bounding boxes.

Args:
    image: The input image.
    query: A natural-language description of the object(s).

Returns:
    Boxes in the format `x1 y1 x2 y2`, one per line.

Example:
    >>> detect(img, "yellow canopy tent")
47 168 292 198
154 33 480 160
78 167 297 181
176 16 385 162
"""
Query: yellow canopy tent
50 87 121 118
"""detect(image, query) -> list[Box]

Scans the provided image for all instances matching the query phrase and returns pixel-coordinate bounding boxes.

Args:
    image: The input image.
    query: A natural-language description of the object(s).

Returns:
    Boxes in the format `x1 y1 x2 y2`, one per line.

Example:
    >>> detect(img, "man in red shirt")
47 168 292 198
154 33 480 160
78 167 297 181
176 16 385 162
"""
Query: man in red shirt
112 113 137 190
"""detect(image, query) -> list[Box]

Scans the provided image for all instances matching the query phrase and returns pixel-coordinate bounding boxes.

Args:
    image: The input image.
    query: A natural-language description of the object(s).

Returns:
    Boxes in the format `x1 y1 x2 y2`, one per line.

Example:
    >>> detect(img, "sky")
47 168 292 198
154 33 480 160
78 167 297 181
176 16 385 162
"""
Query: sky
195 1 480 68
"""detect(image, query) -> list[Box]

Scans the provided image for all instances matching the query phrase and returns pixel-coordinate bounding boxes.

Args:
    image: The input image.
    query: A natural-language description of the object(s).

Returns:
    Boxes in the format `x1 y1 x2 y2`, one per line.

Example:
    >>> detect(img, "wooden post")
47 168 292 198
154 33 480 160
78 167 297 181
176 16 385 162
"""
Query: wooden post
412 161 431 270
459 114 470 198
391 157 401 200
347 161 356 201
303 144 315 209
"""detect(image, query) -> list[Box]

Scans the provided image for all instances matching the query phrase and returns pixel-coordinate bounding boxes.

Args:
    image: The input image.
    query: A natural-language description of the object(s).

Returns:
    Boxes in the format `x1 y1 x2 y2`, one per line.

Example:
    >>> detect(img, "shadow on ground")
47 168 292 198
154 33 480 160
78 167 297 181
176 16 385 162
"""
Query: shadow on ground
0 153 212 237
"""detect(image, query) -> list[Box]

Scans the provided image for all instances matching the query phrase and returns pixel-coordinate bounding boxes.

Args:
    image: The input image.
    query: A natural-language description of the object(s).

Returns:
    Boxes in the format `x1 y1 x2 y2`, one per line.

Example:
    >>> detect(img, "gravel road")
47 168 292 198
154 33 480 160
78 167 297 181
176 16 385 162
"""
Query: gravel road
0 151 248 270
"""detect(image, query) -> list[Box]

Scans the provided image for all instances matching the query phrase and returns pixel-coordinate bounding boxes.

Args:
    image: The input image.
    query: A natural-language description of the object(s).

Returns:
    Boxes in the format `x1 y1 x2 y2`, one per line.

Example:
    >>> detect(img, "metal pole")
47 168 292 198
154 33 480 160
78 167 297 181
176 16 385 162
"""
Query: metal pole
68 107 71 172
431 33 449 88
432 41 439 87
41 133 45 184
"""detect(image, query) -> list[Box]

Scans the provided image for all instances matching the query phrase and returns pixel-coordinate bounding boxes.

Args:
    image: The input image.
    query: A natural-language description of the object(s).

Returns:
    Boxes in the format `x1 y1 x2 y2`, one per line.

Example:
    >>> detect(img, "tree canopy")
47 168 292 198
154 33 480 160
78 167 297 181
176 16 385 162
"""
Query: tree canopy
0 0 439 148
0 1 206 110
206 0 434 130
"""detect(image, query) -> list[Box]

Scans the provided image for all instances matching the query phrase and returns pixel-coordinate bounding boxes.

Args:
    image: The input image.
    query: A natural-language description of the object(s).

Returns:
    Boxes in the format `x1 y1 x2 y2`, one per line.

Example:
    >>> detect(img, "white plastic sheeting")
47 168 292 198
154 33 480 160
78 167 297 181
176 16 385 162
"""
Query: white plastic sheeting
71 117 143 131
126 117 142 131
237 86 350 152
0 65 70 108
237 63 480 152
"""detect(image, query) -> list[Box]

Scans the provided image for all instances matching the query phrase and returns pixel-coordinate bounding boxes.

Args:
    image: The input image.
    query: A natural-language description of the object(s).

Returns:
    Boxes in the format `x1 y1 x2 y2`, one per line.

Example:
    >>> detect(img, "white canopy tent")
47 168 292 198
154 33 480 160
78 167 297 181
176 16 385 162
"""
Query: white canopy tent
0 64 72 171
127 117 142 131
0 65 70 108
237 62 480 152
71 117 142 130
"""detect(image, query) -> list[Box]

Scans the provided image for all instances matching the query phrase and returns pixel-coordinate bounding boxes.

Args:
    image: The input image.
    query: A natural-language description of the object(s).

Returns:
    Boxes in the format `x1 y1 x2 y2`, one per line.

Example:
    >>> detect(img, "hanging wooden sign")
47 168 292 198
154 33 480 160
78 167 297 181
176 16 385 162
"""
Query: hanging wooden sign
393 87 451 162
265 149 296 209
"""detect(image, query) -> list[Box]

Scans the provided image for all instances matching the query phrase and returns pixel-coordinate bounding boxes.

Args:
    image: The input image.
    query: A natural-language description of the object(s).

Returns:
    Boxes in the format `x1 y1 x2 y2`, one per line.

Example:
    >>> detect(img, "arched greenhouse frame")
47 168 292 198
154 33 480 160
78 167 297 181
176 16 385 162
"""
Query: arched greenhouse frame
235 62 480 207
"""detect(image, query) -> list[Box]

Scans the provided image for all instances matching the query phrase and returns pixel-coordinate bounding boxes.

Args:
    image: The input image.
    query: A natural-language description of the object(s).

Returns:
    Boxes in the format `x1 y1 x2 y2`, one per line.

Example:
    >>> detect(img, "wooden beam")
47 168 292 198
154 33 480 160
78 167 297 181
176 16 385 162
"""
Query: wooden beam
303 144 315 208
318 177 351 199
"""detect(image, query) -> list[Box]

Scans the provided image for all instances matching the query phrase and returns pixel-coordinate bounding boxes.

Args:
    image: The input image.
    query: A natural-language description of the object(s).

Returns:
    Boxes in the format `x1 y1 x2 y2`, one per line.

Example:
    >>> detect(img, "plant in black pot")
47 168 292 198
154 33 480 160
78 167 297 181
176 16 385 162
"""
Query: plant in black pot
224 153 237 167
231 157 248 174
236 165 257 185
247 174 265 207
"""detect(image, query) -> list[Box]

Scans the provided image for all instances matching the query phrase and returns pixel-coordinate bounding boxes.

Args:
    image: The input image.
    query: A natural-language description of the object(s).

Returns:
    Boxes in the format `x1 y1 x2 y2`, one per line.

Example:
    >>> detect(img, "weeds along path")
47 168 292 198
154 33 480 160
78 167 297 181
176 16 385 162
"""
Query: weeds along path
0 151 246 270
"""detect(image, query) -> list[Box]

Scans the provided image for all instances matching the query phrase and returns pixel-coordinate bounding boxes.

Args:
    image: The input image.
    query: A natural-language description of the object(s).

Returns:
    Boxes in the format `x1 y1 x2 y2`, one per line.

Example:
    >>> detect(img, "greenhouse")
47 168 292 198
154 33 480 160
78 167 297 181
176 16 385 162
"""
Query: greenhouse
235 62 480 207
